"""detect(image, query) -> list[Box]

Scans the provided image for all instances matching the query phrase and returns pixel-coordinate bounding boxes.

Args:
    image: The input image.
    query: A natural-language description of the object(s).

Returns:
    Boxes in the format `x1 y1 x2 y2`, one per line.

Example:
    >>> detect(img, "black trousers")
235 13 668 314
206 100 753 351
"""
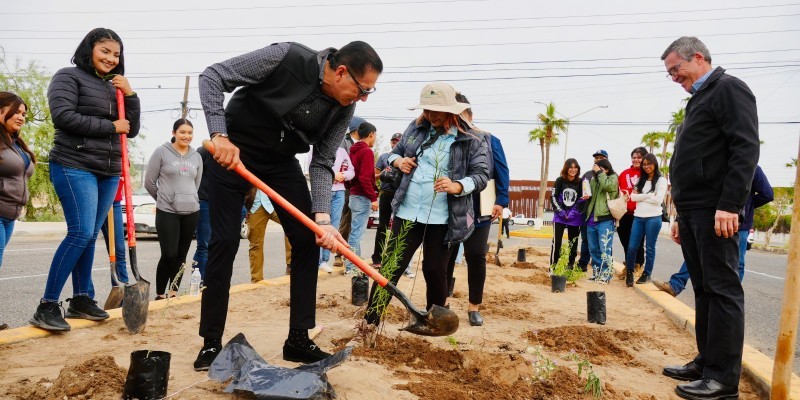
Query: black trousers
371 190 395 265
446 224 490 305
155 209 199 295
678 208 744 386
199 155 320 340
550 222 580 266
364 219 452 325
617 213 644 266
578 223 590 267
502 219 510 238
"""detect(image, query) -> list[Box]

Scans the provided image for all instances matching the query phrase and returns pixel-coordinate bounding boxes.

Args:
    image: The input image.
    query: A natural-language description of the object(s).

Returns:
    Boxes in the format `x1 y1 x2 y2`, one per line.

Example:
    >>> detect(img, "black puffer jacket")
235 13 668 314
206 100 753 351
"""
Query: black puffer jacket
48 67 141 176
391 118 489 246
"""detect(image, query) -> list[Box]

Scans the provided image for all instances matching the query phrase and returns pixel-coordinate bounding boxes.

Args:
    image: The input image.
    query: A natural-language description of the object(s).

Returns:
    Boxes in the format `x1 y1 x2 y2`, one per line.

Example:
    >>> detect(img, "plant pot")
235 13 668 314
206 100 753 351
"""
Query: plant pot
587 291 606 325
122 350 171 400
517 249 526 262
351 275 369 306
551 275 567 293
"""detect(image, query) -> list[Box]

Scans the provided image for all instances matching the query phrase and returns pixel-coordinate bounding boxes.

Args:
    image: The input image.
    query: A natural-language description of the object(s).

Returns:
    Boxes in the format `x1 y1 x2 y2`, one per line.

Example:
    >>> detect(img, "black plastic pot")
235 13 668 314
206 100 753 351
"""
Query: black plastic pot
352 275 369 306
587 291 606 325
122 350 171 400
517 249 526 262
551 275 567 293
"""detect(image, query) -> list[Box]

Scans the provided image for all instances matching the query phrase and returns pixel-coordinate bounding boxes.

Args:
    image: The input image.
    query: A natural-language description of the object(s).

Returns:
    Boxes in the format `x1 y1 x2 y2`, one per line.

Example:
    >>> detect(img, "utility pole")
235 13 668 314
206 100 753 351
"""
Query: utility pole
180 76 190 119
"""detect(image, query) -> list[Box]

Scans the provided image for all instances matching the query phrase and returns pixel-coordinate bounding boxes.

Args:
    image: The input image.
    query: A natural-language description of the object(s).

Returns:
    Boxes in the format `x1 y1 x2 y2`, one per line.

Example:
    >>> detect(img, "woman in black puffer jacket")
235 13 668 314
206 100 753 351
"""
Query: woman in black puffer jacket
31 28 140 332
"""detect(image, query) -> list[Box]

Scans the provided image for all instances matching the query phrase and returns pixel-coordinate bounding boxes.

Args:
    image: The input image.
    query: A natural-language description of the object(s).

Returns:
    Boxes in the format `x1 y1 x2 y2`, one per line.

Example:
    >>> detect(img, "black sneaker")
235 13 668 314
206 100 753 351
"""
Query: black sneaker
65 296 109 321
193 341 222 371
283 339 332 363
626 271 634 287
0 322 7 330
30 302 71 331
636 273 652 284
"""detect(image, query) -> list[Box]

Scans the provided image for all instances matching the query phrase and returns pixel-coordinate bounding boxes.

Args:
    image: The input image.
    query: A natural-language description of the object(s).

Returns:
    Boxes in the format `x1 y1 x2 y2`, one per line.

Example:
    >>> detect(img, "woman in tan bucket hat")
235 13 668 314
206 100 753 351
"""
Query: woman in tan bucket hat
348 82 490 346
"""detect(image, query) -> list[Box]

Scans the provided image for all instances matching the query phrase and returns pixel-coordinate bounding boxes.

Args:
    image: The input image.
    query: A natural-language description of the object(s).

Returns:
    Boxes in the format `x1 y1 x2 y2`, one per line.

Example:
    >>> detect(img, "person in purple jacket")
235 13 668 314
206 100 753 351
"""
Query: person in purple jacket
551 158 584 267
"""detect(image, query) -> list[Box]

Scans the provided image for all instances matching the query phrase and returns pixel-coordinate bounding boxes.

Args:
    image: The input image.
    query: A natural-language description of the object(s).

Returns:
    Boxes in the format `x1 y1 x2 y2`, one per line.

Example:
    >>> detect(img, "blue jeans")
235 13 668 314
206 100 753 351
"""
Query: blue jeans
100 201 128 285
43 162 119 302
670 228 748 294
344 195 372 272
587 220 615 279
626 216 662 276
193 200 211 277
0 216 15 268
320 190 345 264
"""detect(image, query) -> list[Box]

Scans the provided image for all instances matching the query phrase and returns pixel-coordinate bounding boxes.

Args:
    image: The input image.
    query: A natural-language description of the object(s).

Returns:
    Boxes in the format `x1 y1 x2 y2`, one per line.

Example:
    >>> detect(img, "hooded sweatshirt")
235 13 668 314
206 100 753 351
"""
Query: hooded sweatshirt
144 143 203 214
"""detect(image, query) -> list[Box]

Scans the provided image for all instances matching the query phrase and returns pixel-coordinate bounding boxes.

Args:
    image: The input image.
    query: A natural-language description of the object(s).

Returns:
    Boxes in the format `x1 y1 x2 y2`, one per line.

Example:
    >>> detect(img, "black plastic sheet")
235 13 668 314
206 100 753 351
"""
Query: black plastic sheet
208 333 352 399
587 291 607 325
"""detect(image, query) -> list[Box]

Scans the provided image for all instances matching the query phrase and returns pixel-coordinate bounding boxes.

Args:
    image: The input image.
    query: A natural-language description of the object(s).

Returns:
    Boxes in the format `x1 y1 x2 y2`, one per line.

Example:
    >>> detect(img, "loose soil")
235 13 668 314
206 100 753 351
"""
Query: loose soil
0 245 762 399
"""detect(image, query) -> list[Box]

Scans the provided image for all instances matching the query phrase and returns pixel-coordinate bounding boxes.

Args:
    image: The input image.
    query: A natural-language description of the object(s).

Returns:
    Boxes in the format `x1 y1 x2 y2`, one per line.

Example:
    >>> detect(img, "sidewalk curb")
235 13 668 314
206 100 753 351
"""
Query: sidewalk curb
616 261 800 399
510 231 553 239
0 268 334 346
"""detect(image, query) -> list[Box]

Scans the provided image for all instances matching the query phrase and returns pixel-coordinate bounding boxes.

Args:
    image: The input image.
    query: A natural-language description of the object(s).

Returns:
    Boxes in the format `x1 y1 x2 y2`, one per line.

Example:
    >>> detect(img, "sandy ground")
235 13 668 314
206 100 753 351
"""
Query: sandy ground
0 245 762 400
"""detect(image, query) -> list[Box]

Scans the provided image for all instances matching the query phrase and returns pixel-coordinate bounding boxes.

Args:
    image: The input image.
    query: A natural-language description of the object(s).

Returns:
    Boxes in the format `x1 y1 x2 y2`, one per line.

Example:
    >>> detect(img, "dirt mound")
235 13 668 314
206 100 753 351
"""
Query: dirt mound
2 355 127 400
509 261 541 269
524 325 646 365
356 335 587 400
505 272 551 286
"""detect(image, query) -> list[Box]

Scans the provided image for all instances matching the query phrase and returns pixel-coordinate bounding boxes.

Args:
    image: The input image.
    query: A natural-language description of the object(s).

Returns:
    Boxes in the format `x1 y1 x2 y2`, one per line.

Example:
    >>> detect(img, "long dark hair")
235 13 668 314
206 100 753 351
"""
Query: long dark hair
0 92 35 163
71 28 125 76
636 153 661 194
595 158 615 175
560 158 581 181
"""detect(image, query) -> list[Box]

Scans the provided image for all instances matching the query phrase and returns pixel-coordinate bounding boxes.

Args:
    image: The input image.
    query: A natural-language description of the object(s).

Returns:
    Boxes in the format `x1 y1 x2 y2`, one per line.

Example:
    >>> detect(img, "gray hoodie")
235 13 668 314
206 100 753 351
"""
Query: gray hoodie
144 143 203 215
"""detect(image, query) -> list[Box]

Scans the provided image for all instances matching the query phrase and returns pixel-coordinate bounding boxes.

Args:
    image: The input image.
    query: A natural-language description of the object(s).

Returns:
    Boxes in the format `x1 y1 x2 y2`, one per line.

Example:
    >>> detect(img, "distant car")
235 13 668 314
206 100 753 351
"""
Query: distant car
121 187 153 215
367 210 379 229
509 214 535 226
122 203 158 236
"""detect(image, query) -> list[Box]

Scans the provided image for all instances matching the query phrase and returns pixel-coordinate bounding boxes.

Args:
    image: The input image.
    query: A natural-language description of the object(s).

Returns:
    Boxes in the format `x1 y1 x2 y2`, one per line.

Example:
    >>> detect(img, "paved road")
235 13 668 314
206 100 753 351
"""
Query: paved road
3 225 796 374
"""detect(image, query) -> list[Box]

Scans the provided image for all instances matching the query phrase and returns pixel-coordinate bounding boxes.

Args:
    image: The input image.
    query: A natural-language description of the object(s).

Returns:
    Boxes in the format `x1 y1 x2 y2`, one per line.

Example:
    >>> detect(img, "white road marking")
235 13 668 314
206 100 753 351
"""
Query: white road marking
0 267 107 281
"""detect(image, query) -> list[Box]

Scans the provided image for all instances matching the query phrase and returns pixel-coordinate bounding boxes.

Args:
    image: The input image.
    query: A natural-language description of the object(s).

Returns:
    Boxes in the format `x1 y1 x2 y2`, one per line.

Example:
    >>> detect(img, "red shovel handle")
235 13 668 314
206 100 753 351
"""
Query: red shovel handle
116 89 136 247
202 140 389 287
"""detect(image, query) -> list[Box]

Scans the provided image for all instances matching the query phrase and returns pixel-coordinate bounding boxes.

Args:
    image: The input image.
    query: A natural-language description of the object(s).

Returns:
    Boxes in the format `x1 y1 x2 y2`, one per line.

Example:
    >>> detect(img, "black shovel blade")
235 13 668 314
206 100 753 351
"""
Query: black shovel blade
383 283 459 336
122 279 150 334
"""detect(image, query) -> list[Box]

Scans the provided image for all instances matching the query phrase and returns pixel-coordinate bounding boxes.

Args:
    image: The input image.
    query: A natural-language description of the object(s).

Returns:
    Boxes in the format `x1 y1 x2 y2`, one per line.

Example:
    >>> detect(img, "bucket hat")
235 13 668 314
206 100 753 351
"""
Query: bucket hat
408 82 470 115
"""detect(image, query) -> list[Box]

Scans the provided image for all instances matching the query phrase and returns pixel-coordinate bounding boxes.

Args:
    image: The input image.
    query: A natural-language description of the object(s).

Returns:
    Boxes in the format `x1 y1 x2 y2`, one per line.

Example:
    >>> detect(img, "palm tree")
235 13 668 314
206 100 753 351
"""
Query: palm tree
668 107 685 134
641 132 662 154
529 102 567 218
658 131 676 169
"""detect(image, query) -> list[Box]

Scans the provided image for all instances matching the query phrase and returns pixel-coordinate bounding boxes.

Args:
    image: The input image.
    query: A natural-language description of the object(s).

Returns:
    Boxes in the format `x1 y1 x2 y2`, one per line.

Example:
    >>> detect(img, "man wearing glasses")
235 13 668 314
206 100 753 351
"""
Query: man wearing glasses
660 36 758 400
194 41 382 370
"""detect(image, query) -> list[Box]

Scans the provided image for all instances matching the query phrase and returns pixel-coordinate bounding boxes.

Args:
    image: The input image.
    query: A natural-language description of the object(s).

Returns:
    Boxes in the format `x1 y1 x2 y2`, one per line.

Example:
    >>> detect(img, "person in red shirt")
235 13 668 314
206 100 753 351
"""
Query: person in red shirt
616 147 647 277
344 122 379 274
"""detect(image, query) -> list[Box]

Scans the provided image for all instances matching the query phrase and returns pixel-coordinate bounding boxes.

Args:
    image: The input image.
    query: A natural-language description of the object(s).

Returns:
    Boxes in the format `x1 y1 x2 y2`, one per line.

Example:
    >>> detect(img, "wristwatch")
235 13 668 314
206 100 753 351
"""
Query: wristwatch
211 132 229 139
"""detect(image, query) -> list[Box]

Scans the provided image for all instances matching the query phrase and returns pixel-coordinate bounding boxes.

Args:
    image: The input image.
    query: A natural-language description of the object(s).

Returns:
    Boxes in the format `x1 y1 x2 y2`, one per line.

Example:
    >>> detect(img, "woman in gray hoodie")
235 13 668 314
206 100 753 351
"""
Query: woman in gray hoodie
145 119 203 299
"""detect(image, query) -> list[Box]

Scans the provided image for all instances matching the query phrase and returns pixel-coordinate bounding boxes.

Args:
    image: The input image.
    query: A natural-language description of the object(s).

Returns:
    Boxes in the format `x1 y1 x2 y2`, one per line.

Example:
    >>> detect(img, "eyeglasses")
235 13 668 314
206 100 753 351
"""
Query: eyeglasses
666 60 686 79
346 67 377 96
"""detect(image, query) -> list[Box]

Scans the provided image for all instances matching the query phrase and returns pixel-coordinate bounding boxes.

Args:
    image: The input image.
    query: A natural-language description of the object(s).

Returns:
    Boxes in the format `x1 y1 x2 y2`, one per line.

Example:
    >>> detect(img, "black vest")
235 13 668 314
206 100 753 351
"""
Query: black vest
224 43 345 157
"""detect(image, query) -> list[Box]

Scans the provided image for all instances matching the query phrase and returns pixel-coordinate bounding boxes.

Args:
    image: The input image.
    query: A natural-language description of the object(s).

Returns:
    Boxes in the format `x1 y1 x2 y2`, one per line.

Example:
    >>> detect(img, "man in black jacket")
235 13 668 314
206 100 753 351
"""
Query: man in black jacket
193 41 382 370
661 36 759 400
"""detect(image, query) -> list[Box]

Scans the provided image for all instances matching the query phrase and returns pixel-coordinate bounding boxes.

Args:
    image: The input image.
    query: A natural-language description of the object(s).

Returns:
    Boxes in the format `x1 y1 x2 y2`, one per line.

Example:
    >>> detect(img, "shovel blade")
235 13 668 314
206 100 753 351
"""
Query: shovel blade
104 286 124 310
122 279 150 334
400 304 459 336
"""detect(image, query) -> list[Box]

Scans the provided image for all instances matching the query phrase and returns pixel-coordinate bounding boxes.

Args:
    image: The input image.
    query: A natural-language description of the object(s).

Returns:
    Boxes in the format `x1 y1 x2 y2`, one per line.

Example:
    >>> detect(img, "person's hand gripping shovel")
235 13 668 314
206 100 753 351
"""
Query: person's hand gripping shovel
203 140 459 336
116 89 150 334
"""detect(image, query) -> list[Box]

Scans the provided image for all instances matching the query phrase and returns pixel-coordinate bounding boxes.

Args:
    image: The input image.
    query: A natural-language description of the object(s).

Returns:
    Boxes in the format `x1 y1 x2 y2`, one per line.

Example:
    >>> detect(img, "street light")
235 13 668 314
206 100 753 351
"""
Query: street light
534 102 608 164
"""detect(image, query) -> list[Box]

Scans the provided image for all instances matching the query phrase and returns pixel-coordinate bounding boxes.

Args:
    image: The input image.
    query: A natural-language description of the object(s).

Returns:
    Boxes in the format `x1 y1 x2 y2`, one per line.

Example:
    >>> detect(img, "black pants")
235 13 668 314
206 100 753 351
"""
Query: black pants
338 189 351 242
617 213 644 266
364 219 452 325
678 208 744 386
155 210 199 295
502 219 510 238
200 155 319 340
446 224 490 305
371 190 395 265
550 222 580 266
578 223 590 267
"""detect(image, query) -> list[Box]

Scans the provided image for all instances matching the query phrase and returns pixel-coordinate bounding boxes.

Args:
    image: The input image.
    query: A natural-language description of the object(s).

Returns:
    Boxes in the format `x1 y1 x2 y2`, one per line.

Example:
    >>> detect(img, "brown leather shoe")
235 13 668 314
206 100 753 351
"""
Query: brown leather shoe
653 280 677 297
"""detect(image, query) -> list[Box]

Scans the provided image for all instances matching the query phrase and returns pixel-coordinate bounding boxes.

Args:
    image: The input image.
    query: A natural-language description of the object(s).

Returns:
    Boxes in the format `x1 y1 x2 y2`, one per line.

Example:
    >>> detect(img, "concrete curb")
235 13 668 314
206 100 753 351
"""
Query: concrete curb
510 231 553 239
613 261 800 399
0 267 334 346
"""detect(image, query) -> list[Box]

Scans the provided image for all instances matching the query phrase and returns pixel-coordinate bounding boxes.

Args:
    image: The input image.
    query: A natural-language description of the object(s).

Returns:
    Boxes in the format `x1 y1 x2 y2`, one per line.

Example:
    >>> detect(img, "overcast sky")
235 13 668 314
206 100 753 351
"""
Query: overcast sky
3 0 799 186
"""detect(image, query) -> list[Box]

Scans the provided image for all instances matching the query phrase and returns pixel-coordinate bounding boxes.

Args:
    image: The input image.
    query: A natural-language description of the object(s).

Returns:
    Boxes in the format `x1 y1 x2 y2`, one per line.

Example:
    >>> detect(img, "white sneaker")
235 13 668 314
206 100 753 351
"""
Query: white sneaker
404 269 416 278
319 262 333 273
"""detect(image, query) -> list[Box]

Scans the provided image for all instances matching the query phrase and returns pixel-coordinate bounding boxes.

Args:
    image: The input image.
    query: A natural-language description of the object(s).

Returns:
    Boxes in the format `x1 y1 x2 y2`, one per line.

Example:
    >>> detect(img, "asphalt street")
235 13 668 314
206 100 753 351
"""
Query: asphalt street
2 224 796 373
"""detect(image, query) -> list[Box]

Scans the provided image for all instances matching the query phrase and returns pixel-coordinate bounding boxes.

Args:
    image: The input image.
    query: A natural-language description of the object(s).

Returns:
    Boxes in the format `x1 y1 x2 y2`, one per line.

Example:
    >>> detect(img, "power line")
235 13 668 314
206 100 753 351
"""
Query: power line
5 12 799 40
3 0 485 15
358 116 800 126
